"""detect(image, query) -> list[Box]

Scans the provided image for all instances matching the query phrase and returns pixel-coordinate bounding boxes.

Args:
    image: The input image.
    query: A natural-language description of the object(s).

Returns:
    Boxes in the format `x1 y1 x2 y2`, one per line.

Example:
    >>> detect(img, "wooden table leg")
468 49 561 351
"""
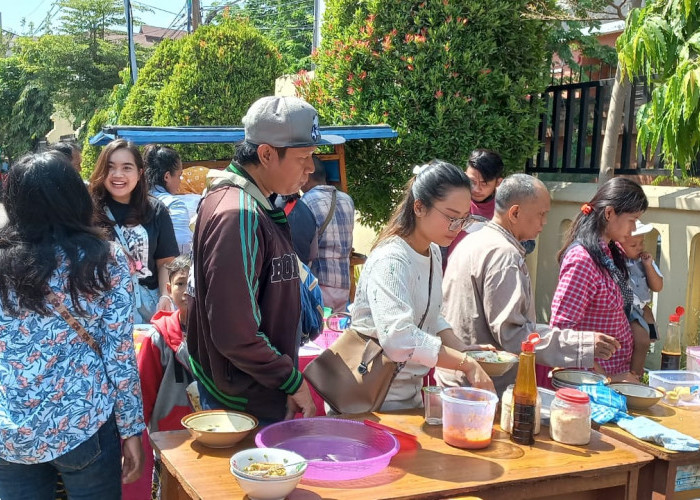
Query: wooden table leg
160 463 183 500
627 467 640 500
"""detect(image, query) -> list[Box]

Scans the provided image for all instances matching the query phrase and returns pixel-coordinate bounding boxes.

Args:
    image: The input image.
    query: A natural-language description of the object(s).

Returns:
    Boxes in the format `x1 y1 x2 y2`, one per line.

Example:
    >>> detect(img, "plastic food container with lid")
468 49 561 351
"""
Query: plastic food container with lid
441 387 498 449
549 388 591 445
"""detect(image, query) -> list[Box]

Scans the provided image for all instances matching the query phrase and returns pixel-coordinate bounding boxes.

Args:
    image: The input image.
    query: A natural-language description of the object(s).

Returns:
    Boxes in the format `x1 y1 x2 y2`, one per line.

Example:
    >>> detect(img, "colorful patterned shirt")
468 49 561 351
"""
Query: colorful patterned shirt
550 243 633 375
301 185 354 290
0 245 145 464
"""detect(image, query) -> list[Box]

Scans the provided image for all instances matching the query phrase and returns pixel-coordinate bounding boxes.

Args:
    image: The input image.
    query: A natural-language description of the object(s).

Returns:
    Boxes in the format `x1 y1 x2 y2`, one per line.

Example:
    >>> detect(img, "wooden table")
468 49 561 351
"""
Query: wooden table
599 403 700 499
152 410 652 499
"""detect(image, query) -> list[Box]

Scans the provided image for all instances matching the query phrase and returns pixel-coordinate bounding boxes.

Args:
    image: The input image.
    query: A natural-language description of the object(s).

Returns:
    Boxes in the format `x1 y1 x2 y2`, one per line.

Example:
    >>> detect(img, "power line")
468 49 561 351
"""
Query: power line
131 1 181 16
161 2 188 40
204 0 312 16
25 0 51 18
31 2 62 36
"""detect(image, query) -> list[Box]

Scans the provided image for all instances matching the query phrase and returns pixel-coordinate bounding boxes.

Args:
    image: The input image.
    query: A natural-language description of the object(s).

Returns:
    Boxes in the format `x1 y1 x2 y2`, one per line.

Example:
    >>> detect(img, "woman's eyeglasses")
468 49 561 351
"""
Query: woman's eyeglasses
432 206 477 232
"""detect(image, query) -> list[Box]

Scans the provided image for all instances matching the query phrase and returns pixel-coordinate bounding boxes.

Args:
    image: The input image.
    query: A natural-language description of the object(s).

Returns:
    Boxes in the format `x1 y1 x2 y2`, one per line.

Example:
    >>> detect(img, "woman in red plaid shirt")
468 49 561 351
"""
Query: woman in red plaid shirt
551 178 648 383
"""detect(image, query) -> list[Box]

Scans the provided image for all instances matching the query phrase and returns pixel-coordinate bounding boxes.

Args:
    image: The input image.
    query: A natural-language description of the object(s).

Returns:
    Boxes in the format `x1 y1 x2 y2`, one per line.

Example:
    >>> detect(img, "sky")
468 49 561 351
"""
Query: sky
1 0 220 36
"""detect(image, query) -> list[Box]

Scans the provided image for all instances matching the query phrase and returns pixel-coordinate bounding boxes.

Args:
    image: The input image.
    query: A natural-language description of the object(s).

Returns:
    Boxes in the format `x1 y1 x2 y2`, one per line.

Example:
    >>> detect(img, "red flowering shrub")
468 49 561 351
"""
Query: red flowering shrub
297 0 553 227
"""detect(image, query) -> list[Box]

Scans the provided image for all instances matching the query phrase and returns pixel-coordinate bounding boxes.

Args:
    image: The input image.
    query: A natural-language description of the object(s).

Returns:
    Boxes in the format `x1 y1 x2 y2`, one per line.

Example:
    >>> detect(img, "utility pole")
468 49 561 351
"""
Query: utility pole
123 0 138 83
312 0 325 54
192 0 202 31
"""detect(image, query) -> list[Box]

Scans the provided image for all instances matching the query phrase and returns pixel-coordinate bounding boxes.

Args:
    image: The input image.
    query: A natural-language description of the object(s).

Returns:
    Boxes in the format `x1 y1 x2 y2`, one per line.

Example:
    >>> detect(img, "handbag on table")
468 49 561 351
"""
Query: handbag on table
303 249 433 414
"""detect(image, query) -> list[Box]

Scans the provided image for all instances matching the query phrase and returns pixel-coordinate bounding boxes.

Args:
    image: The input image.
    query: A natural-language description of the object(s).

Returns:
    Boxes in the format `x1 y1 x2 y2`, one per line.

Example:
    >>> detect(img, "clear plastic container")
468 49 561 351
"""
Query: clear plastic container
648 370 700 393
686 347 700 373
441 387 498 449
549 388 591 445
649 370 700 408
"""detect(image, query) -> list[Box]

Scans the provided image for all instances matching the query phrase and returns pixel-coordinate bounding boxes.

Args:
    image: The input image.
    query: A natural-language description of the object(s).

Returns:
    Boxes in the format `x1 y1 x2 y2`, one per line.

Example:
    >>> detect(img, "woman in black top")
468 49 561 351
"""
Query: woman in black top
90 139 179 323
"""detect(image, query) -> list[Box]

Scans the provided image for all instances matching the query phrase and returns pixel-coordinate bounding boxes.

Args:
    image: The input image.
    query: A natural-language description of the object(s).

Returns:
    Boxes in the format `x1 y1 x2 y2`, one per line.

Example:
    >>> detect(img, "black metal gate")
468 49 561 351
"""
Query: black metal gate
525 78 682 176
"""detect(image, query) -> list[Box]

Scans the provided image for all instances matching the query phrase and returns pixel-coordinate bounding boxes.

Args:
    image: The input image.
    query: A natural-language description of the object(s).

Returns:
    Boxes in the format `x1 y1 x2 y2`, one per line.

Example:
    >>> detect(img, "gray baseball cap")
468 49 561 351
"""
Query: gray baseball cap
242 96 345 147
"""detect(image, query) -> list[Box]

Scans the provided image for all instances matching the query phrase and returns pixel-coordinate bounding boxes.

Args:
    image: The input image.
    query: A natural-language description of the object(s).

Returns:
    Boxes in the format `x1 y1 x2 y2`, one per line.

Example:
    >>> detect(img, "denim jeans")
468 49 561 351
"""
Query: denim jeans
0 413 122 500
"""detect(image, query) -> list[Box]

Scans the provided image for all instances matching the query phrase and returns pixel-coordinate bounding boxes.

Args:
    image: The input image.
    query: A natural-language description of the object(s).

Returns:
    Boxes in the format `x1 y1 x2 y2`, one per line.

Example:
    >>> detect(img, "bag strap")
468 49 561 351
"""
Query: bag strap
358 249 433 374
317 189 337 237
417 249 433 330
105 206 142 309
46 291 103 357
283 198 298 216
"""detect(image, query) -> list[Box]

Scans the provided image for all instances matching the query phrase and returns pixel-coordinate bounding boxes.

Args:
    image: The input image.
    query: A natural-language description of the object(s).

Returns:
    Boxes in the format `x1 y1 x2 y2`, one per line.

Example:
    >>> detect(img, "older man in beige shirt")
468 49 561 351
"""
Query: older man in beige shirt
436 174 620 395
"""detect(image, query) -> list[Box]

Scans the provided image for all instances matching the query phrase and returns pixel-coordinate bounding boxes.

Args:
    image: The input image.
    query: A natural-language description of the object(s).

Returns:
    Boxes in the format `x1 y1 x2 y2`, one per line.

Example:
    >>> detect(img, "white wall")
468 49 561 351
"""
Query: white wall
533 182 700 368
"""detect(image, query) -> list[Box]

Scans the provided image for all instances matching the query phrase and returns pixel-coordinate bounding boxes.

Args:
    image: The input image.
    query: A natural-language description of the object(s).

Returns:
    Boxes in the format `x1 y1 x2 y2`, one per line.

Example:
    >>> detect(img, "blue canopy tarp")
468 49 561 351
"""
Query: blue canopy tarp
89 125 397 146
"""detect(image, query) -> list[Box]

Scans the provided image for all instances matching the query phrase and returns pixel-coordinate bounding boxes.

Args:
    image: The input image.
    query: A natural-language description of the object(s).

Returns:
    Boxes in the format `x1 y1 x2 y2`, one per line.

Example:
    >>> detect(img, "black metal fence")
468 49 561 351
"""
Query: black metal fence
525 77 691 177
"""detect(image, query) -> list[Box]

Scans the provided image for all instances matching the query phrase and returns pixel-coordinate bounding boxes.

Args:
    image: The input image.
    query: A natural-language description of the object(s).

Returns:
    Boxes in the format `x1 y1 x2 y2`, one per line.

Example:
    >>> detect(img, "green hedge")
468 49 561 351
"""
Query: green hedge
121 18 284 161
297 0 552 228
119 38 182 127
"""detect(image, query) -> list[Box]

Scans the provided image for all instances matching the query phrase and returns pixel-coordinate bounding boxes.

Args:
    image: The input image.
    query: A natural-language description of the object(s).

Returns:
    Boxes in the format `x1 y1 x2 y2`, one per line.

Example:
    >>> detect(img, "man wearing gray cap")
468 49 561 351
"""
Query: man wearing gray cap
187 96 344 422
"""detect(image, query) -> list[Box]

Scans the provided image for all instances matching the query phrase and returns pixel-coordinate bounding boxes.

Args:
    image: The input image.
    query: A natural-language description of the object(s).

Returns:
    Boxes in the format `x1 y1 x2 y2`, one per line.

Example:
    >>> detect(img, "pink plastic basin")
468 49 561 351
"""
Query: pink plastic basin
255 417 399 481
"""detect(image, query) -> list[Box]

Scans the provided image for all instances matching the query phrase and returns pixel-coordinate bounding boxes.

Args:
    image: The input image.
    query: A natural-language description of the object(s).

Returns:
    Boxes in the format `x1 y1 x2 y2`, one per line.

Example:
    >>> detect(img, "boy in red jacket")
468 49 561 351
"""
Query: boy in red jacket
139 254 192 432
136 255 192 499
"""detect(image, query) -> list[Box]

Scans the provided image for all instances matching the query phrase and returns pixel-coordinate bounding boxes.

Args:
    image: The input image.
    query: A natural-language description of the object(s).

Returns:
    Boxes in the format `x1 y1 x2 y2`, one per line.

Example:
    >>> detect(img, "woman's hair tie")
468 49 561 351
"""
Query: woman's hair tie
581 203 593 215
412 164 428 176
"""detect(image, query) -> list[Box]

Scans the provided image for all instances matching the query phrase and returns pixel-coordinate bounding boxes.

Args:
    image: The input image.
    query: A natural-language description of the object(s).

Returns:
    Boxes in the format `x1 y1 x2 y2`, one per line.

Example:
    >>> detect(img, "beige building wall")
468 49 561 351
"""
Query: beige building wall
532 182 700 368
275 72 315 97
45 111 76 144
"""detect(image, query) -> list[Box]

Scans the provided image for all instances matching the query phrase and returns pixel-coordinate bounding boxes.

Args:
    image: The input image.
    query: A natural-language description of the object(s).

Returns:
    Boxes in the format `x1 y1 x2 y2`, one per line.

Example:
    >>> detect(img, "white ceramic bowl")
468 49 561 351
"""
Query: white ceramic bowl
230 448 307 499
181 410 257 448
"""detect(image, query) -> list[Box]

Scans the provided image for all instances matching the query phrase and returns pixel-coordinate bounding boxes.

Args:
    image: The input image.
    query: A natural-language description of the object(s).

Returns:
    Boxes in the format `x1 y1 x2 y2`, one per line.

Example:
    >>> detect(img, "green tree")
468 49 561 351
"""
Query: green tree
208 1 314 72
117 18 283 162
57 0 129 54
530 0 623 72
616 0 700 172
15 32 150 129
243 0 314 73
119 38 183 126
298 0 554 228
81 68 133 178
0 58 53 161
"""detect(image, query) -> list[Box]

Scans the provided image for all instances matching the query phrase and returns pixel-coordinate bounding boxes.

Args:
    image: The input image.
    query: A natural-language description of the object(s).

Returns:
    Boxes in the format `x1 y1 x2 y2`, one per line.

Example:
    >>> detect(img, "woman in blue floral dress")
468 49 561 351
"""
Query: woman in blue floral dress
0 152 145 499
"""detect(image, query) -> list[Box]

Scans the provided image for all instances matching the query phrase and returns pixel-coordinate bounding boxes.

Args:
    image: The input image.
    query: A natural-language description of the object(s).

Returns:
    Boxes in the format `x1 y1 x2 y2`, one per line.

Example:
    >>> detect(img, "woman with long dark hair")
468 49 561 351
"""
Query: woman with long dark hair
143 145 192 253
351 160 494 410
90 140 179 323
551 177 648 382
0 152 144 499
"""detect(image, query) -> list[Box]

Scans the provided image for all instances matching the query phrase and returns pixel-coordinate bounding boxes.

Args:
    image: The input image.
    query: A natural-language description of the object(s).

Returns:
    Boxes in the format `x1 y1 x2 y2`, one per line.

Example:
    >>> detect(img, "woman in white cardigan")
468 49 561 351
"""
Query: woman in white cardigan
352 160 495 410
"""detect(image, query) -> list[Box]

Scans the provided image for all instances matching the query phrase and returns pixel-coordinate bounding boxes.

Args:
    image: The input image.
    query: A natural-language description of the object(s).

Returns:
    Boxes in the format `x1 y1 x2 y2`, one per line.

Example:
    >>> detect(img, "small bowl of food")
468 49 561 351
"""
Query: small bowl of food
551 369 609 390
230 448 307 499
181 410 258 448
465 350 519 377
609 383 664 410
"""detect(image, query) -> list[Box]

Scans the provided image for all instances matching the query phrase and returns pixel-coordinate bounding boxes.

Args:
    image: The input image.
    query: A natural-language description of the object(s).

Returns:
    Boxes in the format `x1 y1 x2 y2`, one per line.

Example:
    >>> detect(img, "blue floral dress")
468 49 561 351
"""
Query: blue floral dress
0 245 145 464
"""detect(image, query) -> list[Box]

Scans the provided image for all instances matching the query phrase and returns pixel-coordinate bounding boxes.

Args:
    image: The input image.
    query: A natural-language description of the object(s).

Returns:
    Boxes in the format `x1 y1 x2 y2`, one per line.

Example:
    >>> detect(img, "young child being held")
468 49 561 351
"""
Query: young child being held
622 221 664 377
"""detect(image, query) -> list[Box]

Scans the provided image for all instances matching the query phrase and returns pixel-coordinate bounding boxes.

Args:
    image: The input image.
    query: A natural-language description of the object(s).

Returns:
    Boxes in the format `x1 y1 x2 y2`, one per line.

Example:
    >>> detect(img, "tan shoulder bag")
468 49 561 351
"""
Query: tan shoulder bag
304 250 433 414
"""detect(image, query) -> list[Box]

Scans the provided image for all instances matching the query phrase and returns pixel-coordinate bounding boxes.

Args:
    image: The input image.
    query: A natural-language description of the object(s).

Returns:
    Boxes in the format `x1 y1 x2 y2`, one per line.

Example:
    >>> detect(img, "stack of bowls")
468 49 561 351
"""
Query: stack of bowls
551 369 608 390
229 448 307 500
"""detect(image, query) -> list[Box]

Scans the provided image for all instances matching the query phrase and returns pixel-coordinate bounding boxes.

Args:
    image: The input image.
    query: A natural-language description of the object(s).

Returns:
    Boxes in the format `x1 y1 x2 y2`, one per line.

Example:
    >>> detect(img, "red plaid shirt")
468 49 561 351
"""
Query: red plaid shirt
550 244 633 375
